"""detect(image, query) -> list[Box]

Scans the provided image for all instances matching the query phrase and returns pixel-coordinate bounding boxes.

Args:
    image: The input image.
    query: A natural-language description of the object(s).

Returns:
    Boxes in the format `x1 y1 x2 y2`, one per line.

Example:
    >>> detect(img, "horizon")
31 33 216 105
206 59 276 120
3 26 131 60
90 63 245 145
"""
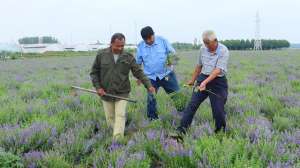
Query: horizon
1 0 300 44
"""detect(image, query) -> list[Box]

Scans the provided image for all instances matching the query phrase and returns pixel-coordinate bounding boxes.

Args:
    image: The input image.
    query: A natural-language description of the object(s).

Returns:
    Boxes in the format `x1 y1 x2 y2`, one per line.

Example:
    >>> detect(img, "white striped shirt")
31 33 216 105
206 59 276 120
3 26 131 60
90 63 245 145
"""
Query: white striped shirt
198 43 229 77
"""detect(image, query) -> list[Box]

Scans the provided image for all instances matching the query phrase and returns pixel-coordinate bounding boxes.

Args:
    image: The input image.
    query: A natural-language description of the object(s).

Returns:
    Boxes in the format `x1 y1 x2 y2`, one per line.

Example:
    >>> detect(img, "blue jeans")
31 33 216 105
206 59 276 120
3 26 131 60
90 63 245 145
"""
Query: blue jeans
147 71 180 119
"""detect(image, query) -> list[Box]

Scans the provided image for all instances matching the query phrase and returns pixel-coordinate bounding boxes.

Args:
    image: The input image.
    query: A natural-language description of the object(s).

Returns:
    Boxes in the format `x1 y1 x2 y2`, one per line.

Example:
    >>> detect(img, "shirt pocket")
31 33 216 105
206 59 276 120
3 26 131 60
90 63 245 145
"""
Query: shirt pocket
156 48 166 56
100 56 111 66
202 56 217 68
156 49 167 64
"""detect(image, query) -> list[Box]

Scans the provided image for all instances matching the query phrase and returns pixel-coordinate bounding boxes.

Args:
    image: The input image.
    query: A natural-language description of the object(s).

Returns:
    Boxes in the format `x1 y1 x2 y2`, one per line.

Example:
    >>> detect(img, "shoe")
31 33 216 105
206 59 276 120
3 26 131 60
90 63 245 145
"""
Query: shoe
149 116 159 121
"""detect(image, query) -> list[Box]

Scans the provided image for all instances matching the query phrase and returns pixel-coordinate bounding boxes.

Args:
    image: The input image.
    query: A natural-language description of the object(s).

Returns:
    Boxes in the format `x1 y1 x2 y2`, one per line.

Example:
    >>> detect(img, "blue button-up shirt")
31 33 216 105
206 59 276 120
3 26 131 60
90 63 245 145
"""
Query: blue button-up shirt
136 36 175 80
198 42 229 77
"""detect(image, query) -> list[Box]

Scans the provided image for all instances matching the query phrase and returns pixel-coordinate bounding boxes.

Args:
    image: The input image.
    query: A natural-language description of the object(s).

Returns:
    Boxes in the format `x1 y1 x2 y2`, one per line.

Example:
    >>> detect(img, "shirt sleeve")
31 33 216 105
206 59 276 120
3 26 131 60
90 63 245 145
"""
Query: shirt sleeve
135 45 143 65
164 38 176 55
90 51 102 90
198 48 203 66
130 54 151 89
215 47 229 73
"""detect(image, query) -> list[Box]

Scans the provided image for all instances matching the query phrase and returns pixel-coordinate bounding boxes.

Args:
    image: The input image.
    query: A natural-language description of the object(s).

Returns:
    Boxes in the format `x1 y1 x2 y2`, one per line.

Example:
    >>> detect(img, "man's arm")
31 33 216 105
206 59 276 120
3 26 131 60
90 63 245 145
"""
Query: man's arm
164 38 177 66
187 64 202 85
130 55 155 93
135 45 143 65
135 46 145 85
90 53 101 89
90 52 105 96
201 68 221 85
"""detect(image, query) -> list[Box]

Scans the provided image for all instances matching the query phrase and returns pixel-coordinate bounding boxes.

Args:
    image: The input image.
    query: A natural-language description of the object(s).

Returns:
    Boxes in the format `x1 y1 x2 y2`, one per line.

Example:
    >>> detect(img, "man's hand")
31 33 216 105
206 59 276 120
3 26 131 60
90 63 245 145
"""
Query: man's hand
136 80 142 86
96 88 106 96
198 81 207 91
148 86 156 94
186 80 195 86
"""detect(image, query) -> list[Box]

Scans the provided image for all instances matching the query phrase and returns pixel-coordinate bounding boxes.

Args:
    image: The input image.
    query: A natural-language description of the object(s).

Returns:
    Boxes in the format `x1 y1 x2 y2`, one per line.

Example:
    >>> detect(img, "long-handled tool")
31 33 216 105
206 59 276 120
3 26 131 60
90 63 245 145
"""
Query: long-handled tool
71 86 137 103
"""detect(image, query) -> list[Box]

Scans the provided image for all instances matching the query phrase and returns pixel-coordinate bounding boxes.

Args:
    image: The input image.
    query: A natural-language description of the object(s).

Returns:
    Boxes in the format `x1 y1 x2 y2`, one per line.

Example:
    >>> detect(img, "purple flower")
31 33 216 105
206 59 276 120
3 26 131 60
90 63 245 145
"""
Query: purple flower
127 139 136 148
84 139 97 154
197 154 212 168
229 93 246 100
116 155 126 168
15 74 25 82
62 96 82 111
249 128 260 144
141 119 149 127
161 137 191 157
50 127 57 137
146 130 157 140
267 161 293 168
0 124 19 131
247 74 266 86
28 163 38 168
27 105 34 113
19 129 34 145
43 99 49 105
24 151 44 160
247 117 256 125
279 96 300 108
171 109 182 118
192 122 213 139
108 140 123 152
276 143 286 156
252 117 272 129
108 163 113 168
18 122 55 147
56 128 76 147
287 75 298 81
281 130 300 145
129 151 146 160
23 151 44 168
30 122 49 132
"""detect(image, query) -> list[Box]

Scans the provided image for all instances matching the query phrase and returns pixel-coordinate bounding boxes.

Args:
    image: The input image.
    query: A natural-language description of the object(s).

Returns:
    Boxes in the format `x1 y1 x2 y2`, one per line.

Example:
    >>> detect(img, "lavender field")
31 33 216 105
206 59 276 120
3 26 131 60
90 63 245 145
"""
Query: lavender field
0 50 299 168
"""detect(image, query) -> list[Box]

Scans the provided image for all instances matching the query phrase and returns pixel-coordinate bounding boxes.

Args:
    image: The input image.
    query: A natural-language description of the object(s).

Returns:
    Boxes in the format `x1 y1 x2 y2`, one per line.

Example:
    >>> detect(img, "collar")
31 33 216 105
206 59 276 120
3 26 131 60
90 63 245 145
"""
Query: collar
143 37 158 48
206 43 220 56
109 47 124 55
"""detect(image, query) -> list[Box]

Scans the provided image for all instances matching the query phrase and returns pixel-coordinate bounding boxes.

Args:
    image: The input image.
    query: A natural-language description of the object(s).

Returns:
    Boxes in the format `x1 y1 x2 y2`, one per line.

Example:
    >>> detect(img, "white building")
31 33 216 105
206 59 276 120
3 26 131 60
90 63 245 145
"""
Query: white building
21 44 64 53
20 43 136 53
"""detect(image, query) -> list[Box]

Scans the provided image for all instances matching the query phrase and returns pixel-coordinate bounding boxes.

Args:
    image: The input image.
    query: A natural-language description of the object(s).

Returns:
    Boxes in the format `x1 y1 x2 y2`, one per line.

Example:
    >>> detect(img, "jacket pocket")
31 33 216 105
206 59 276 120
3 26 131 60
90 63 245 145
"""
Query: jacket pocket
119 60 130 74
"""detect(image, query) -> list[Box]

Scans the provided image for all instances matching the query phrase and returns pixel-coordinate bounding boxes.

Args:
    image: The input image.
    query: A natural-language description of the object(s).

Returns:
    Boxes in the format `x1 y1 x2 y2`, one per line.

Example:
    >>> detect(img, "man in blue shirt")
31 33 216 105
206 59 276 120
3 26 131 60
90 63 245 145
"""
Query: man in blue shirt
136 26 180 120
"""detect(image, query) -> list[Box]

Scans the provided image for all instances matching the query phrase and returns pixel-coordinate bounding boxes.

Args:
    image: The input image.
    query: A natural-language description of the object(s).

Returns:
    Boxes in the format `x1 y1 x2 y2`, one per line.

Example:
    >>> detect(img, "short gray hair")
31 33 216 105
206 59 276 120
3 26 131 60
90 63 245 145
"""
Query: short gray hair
202 30 217 41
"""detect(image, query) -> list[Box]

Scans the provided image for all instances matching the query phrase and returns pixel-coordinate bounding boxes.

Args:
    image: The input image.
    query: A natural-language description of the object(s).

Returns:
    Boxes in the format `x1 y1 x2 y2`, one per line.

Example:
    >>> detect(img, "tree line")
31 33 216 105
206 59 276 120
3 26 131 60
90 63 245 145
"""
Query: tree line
220 39 290 50
172 39 290 50
18 36 59 44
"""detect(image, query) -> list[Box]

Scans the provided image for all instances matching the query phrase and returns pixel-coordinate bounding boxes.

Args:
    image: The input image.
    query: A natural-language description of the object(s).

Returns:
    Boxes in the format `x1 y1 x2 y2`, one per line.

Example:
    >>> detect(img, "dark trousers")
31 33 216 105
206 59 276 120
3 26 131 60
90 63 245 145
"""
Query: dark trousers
178 74 228 133
147 71 180 119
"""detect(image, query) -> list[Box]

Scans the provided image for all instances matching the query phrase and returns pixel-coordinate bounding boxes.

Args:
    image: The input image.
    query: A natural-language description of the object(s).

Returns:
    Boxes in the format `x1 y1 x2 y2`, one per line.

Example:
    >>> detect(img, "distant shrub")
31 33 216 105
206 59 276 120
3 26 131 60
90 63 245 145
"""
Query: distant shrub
0 149 23 168
170 91 189 112
273 116 293 131
40 151 70 168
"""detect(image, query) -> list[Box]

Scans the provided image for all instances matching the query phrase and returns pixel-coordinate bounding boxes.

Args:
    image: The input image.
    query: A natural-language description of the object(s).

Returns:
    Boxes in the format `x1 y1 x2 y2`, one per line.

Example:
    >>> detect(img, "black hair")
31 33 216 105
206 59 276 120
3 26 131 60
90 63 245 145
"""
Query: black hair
141 26 154 40
110 33 125 43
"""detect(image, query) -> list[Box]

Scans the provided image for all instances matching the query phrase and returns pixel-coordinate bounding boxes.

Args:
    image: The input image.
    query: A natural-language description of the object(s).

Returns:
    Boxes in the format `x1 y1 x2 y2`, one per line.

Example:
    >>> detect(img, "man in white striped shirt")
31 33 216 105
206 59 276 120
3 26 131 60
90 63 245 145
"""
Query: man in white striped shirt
177 30 230 134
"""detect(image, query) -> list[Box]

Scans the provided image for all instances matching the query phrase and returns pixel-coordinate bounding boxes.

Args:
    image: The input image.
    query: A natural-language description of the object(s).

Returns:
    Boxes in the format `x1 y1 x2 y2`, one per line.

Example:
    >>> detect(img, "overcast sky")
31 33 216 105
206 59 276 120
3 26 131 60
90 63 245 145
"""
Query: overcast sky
1 0 299 44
